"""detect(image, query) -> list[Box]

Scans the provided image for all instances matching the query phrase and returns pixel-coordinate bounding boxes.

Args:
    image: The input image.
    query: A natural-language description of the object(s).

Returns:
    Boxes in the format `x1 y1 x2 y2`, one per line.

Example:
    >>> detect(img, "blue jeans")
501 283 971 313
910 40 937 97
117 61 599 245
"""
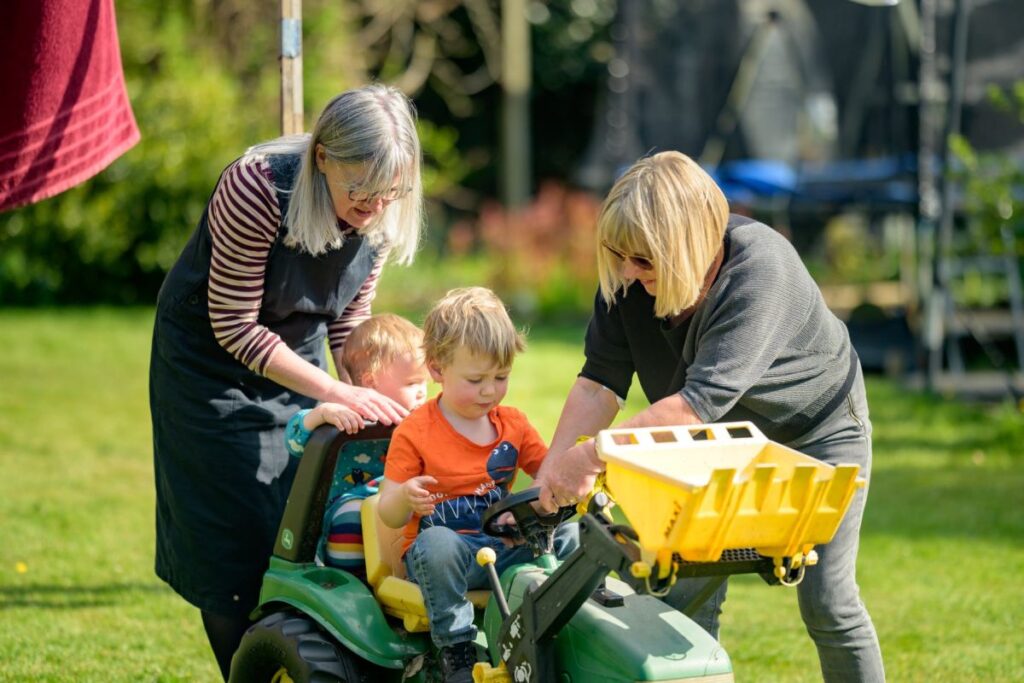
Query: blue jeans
665 370 885 682
405 523 580 648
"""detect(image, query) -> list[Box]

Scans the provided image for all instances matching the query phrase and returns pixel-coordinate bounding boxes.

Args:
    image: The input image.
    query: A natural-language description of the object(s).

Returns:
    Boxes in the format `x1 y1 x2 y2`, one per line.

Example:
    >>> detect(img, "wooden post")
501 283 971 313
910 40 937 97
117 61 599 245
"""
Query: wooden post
501 0 530 209
280 0 303 135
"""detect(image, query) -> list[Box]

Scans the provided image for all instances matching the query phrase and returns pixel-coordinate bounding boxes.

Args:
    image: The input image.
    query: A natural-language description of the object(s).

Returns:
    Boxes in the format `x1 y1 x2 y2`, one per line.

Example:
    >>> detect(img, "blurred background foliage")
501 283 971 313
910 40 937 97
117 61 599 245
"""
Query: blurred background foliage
949 83 1024 308
950 84 1024 249
2 0 1020 329
0 0 616 319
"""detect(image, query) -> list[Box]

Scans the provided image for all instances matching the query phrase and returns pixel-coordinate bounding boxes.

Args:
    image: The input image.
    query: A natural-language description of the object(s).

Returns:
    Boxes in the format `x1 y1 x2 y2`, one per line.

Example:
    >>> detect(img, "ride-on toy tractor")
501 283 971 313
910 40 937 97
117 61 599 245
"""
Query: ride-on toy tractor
229 421 863 682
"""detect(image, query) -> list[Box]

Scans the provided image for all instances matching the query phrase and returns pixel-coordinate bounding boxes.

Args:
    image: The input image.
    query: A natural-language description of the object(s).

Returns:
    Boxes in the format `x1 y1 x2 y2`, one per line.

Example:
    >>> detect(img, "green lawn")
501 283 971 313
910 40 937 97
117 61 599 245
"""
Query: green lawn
1 308 1022 682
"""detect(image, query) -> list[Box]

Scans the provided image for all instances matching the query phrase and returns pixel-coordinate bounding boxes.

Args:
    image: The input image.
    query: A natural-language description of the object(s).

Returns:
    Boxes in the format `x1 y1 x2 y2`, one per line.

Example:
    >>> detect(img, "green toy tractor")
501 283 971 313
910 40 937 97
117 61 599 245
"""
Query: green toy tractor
229 421 863 683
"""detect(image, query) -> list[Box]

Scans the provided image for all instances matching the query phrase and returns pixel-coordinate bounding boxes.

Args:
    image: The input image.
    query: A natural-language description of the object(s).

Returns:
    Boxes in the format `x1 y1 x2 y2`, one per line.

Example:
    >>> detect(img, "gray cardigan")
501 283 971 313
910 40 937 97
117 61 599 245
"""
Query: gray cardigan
581 215 858 445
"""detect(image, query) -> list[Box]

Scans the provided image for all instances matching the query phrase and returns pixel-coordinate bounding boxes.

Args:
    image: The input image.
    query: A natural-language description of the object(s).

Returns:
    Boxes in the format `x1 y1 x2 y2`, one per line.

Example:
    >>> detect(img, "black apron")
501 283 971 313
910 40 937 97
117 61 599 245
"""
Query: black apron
149 153 377 616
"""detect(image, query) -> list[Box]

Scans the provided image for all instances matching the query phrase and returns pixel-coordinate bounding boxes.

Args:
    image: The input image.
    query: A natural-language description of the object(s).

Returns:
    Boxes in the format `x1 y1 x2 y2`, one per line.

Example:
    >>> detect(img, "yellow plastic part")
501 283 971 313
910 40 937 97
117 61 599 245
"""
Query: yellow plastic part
576 470 617 518
270 667 295 683
596 422 865 562
477 546 498 566
473 661 512 682
654 548 674 580
773 561 787 580
360 494 490 632
630 561 652 579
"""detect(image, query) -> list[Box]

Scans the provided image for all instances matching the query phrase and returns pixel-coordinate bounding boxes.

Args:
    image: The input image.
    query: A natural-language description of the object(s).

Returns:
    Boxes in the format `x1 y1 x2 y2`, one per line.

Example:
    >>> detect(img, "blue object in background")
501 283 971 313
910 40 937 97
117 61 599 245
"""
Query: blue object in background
707 156 918 209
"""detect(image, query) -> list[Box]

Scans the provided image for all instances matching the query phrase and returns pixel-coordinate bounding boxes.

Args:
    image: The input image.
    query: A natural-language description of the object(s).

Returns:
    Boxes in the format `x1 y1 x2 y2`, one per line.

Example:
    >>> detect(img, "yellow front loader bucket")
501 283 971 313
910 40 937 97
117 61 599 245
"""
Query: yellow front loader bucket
596 422 864 562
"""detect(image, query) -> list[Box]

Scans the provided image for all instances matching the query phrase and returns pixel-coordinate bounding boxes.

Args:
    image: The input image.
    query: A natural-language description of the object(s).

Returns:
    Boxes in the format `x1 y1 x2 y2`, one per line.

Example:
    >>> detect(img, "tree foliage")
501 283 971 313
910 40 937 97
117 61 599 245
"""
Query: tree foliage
1 1 261 303
0 0 616 304
949 83 1024 254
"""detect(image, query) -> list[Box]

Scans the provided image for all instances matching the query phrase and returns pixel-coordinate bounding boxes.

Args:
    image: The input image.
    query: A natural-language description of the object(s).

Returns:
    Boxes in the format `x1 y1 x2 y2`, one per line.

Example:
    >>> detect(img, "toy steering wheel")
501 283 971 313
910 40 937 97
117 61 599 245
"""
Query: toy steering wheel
481 487 577 555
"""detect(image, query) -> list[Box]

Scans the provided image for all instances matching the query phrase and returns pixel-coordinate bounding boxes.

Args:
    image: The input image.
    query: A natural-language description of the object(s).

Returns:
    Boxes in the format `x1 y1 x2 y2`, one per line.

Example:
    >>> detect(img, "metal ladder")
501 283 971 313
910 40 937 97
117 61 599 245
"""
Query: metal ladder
928 224 1024 399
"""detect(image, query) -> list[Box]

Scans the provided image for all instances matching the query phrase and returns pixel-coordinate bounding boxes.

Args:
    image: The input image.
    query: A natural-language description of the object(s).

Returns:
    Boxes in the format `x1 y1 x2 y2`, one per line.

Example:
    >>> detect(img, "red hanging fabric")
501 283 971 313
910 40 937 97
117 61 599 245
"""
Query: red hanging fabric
0 0 140 212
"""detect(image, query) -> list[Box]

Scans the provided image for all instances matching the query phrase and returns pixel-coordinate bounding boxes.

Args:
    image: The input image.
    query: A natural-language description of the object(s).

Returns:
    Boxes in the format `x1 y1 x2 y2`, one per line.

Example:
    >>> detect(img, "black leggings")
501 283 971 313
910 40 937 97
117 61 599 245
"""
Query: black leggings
201 610 252 681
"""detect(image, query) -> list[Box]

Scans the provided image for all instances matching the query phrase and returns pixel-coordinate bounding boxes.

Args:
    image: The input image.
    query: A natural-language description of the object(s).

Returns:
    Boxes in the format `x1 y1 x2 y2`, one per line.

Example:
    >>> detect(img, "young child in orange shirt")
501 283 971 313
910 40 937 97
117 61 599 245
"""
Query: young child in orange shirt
378 287 579 683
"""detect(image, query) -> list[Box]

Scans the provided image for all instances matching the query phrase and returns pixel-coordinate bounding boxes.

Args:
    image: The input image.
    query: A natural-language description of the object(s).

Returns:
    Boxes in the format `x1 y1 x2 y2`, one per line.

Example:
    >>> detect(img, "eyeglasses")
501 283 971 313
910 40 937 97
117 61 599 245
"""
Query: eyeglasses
601 240 654 271
347 186 412 203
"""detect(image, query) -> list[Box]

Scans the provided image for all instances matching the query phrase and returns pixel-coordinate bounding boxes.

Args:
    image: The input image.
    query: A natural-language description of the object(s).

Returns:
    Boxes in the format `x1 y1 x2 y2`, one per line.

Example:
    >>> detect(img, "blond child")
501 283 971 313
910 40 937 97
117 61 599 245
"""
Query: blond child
285 313 429 454
378 287 579 683
283 313 429 573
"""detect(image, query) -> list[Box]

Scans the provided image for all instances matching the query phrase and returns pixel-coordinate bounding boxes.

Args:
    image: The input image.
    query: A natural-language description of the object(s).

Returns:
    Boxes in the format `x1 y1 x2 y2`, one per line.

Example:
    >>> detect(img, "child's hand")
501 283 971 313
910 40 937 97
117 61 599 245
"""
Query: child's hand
401 475 439 516
494 512 524 547
309 403 364 435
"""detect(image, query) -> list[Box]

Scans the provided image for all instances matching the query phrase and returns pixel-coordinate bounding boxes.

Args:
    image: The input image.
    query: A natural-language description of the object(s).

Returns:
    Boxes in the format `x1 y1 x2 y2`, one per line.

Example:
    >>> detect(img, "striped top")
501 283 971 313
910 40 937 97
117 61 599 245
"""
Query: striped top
206 155 384 375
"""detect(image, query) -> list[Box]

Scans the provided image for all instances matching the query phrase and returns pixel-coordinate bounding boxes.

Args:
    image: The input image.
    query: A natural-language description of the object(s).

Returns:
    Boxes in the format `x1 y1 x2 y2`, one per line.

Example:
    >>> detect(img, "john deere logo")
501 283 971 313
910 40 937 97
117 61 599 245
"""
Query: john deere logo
282 529 294 550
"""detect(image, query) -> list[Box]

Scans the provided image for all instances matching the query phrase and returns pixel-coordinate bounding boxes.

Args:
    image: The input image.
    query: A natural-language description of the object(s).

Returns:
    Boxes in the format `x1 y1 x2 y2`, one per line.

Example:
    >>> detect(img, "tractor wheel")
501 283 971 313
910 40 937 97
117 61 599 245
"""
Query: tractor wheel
229 611 371 683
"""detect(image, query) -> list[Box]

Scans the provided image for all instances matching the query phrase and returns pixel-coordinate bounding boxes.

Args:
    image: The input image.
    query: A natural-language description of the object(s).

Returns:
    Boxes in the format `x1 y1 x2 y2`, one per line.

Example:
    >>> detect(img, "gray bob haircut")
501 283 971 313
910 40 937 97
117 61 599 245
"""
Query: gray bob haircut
596 151 729 318
247 84 423 263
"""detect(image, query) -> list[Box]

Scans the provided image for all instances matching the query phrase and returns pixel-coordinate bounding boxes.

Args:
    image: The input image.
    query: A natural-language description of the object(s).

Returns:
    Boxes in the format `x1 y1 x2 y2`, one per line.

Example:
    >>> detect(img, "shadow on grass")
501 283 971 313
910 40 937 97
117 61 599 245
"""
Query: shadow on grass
864 464 1024 542
0 582 171 610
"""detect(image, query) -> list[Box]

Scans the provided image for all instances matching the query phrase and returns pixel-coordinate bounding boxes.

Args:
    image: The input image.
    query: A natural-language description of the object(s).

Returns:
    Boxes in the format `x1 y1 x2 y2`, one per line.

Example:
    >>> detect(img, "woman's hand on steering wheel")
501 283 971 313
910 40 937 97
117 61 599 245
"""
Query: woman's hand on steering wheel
327 382 408 426
534 440 603 513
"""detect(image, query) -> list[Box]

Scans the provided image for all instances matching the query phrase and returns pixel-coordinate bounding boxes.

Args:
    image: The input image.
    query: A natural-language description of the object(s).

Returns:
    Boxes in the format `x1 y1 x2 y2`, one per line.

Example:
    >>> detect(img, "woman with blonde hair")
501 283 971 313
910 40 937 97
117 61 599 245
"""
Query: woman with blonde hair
536 151 884 682
149 84 423 679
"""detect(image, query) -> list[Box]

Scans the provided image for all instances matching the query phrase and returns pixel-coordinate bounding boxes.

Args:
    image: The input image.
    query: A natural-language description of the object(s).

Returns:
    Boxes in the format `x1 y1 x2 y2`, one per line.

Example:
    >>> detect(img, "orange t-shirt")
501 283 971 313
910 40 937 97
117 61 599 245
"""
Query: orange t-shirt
383 397 547 554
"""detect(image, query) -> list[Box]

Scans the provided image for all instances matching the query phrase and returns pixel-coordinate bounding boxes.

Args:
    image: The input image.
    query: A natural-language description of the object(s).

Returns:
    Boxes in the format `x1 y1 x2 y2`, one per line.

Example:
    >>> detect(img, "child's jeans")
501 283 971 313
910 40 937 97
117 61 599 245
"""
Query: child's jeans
405 523 580 648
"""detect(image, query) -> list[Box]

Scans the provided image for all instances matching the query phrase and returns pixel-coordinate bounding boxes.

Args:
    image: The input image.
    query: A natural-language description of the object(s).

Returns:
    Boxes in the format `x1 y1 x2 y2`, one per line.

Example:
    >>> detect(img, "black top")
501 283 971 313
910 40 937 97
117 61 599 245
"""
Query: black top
149 152 378 616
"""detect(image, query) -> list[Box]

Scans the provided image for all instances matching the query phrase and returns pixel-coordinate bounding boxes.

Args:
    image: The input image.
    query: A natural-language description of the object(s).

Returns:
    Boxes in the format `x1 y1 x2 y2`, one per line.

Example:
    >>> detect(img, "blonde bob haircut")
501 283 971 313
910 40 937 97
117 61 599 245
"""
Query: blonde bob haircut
596 151 729 318
341 313 424 385
247 84 423 263
422 287 526 370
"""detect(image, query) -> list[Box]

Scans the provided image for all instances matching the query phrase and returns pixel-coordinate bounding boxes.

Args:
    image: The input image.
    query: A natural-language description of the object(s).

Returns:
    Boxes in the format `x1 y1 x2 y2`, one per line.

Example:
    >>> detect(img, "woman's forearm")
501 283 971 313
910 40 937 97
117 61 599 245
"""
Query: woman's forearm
263 344 340 402
535 383 705 510
548 377 620 457
534 378 617 508
265 343 406 425
618 392 703 430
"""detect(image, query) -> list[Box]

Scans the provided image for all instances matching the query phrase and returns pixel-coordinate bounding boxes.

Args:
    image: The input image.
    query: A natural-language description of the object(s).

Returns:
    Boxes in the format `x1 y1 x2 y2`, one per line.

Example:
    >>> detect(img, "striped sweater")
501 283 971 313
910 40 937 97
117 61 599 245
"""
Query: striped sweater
206 155 384 375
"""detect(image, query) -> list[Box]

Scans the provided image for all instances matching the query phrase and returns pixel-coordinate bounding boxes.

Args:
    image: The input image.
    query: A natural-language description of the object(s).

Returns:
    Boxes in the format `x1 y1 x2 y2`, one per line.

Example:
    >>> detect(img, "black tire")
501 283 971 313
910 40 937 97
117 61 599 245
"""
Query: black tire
229 611 371 683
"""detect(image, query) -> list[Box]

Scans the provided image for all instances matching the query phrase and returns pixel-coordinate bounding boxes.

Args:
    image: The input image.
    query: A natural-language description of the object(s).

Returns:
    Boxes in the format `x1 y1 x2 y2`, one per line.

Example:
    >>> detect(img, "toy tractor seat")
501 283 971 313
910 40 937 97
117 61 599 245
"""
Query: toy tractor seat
360 493 490 632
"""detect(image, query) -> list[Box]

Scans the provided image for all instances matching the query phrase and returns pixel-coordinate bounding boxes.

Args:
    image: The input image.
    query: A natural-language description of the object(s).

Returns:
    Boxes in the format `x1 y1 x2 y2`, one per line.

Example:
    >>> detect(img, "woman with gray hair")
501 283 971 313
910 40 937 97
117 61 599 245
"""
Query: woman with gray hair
149 84 423 679
535 151 884 682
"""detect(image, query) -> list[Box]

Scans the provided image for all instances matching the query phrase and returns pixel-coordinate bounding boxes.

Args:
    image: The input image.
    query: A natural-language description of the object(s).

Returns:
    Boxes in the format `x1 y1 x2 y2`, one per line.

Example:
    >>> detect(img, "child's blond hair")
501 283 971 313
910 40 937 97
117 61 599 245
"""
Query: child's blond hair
423 287 525 369
341 313 424 384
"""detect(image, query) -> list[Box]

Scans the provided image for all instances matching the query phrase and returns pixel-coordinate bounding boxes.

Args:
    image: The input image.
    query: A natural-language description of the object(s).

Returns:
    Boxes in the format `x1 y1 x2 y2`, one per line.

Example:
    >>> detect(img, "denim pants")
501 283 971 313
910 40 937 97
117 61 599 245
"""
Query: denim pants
665 370 885 682
405 523 580 648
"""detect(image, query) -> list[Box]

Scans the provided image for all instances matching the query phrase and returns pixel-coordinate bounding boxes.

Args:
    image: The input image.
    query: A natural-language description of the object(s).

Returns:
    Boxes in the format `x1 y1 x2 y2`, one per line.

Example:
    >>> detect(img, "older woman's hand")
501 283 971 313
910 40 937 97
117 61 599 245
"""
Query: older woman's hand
327 381 408 426
535 439 606 513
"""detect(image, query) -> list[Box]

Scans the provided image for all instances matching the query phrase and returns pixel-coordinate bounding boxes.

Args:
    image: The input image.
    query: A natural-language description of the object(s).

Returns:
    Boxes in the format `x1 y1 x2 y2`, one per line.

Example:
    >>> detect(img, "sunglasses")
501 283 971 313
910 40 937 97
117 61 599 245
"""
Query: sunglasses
347 186 412 203
601 240 654 271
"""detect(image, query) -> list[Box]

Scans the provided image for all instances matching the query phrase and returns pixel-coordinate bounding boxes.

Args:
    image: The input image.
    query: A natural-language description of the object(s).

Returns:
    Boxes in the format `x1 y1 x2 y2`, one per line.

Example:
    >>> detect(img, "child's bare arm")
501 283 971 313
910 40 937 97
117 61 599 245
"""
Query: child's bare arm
304 402 364 435
378 476 438 528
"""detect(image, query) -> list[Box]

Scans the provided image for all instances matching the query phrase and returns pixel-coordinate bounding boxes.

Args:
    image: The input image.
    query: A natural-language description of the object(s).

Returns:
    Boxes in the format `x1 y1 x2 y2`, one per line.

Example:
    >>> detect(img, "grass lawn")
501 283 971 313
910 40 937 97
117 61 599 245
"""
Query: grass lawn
1 307 1022 682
